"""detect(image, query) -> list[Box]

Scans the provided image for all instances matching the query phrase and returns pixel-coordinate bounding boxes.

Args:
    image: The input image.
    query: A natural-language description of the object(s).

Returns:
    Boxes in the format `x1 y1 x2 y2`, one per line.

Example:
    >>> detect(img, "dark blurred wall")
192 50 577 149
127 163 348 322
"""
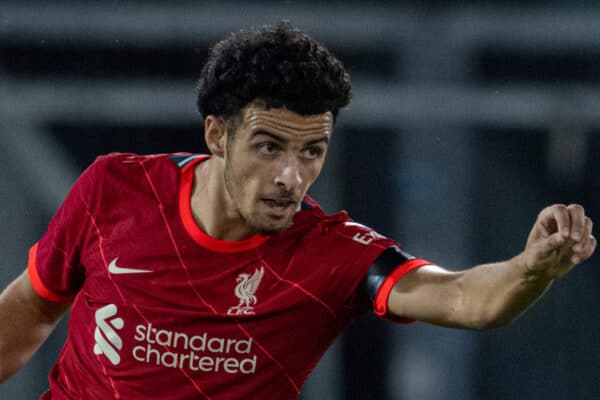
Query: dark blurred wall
1 2 599 399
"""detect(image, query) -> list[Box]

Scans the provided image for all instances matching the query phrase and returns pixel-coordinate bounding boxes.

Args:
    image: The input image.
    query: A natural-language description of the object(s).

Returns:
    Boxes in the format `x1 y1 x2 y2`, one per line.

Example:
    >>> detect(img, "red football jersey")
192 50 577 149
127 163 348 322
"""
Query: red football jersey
28 153 429 399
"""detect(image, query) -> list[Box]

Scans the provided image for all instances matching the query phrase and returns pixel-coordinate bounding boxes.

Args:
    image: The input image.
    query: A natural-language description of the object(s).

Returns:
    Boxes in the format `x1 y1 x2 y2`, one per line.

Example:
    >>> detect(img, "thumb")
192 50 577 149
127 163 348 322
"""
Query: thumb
524 232 575 279
531 231 568 261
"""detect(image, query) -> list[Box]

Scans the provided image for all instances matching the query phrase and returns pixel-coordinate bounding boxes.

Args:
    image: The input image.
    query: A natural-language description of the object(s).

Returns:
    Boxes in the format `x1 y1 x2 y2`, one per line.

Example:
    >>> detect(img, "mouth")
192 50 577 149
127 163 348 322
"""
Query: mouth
261 198 297 217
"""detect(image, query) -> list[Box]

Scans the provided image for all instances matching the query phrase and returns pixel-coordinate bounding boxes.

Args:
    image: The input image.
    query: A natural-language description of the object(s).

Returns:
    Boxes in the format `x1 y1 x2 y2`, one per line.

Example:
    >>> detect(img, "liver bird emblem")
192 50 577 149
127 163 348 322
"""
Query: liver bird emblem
227 267 265 316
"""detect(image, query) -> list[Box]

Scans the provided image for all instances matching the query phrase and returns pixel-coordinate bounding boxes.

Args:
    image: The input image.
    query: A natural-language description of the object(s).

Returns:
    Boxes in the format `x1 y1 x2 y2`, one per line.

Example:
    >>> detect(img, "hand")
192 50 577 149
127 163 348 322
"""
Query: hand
521 204 596 280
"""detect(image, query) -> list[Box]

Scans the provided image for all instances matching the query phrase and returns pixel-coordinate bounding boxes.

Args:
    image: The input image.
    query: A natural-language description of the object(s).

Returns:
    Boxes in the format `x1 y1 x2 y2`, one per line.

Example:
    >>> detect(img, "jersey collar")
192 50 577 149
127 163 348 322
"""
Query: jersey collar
178 155 270 253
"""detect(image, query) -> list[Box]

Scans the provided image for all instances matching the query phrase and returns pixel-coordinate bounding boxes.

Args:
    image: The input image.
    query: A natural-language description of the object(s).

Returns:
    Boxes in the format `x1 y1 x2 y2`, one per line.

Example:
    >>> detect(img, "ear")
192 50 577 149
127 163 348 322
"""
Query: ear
204 116 227 158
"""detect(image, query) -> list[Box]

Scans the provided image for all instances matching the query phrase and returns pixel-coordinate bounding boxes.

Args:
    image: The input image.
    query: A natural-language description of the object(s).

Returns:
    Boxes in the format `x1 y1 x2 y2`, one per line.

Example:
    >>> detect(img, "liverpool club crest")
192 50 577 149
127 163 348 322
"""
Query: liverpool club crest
227 267 265 316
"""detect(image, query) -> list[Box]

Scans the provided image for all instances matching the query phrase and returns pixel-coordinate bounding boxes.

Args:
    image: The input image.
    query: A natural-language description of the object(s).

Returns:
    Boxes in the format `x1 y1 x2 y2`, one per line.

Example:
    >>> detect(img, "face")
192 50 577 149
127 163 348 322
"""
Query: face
223 105 333 235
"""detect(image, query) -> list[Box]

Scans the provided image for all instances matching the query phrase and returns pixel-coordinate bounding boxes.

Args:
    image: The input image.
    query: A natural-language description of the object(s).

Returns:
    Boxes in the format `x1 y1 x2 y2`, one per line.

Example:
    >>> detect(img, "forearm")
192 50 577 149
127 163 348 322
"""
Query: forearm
388 257 553 330
389 204 594 330
0 272 67 383
456 253 554 329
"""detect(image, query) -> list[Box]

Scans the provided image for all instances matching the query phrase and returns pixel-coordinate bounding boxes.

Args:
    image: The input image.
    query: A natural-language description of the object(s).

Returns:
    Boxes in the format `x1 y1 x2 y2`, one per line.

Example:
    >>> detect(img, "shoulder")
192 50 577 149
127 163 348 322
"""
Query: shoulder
93 152 190 170
75 153 200 202
293 196 397 258
306 197 392 244
88 152 202 180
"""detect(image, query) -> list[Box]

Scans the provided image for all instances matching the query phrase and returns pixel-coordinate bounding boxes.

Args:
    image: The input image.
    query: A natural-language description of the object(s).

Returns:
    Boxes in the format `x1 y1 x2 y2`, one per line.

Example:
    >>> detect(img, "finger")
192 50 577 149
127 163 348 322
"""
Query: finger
536 231 568 260
567 204 585 242
587 236 597 259
540 204 571 238
575 235 596 264
572 217 593 255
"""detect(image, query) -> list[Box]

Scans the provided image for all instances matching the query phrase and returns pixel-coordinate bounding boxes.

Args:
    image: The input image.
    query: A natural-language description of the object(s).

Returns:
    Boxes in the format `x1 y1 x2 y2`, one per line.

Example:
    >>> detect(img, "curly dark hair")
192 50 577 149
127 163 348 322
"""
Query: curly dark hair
196 22 351 125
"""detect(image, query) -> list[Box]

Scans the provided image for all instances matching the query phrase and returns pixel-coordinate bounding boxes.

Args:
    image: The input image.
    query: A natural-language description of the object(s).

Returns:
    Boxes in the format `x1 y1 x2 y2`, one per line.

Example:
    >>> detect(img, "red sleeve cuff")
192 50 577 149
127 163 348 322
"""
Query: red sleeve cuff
27 243 75 303
373 258 432 323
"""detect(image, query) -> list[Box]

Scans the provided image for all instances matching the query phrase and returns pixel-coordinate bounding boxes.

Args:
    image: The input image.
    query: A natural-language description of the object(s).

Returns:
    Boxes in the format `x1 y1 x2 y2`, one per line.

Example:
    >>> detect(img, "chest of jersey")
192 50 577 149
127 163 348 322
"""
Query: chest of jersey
50 154 389 399
66 198 358 399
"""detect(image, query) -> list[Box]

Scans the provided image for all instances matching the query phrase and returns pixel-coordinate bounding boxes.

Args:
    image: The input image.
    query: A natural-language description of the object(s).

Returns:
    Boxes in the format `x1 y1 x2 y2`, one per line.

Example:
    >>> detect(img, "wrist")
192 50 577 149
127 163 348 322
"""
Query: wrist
514 252 556 285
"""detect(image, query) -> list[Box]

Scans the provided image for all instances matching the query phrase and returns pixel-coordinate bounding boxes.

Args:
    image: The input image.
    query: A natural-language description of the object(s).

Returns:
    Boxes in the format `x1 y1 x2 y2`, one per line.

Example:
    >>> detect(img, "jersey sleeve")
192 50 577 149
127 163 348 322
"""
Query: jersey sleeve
327 217 433 323
27 158 104 303
363 246 433 323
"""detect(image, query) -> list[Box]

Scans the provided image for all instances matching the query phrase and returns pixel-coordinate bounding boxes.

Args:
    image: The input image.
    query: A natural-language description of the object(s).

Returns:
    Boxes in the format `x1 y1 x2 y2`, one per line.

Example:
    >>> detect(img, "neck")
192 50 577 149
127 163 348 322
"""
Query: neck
190 158 256 241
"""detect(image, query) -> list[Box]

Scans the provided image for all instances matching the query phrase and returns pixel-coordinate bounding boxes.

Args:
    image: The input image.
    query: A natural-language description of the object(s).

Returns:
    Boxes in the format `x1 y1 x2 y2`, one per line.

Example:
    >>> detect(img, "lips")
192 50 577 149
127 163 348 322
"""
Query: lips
262 198 296 217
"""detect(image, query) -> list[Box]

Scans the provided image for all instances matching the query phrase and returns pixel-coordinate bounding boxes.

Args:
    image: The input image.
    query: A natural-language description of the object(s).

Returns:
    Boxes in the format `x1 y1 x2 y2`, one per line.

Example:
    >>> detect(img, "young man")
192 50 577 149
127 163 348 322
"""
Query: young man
0 22 596 399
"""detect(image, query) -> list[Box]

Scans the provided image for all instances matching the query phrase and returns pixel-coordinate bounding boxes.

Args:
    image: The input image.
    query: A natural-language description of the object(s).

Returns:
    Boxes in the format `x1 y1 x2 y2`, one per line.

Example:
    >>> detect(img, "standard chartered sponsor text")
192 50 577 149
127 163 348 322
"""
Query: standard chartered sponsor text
133 324 257 374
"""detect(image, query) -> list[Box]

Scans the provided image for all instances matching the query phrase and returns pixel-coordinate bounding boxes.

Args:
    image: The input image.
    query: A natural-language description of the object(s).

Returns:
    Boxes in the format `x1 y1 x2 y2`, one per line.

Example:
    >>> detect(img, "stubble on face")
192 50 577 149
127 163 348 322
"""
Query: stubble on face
223 138 299 236
222 105 333 236
224 154 294 236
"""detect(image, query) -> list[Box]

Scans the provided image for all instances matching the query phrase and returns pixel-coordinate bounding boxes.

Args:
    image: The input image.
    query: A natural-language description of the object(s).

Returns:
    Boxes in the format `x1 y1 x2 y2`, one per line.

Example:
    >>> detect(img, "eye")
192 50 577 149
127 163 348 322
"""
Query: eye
257 142 280 156
301 146 324 160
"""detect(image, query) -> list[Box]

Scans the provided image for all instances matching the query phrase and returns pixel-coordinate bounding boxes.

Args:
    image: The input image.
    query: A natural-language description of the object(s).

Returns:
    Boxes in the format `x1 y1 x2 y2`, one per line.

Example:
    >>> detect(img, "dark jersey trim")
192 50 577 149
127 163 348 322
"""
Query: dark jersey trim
300 200 313 210
170 154 206 169
363 246 433 323
364 246 415 301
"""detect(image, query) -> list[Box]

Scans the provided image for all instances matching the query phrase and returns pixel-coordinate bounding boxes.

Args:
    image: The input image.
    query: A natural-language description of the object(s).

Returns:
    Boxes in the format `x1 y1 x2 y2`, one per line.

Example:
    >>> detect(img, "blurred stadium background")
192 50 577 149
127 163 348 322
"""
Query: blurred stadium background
1 1 599 399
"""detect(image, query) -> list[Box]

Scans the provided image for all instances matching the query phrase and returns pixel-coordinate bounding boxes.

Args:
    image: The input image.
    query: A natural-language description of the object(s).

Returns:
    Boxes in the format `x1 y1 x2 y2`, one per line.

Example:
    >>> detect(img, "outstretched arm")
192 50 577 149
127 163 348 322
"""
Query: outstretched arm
387 204 596 329
0 270 70 383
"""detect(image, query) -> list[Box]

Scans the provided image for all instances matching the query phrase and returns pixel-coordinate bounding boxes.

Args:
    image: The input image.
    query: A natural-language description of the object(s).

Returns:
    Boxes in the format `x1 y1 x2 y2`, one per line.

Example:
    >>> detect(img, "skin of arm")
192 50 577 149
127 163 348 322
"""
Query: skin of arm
0 271 69 383
388 204 596 330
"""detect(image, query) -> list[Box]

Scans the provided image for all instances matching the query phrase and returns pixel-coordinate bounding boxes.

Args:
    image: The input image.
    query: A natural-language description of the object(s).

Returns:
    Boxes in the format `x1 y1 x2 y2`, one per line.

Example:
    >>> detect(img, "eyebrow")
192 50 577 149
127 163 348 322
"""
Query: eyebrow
252 130 329 146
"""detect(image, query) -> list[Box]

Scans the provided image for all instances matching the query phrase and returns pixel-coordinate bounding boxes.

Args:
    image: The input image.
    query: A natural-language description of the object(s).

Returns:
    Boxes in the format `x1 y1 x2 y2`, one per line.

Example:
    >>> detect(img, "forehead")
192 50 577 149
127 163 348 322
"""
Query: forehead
239 106 333 139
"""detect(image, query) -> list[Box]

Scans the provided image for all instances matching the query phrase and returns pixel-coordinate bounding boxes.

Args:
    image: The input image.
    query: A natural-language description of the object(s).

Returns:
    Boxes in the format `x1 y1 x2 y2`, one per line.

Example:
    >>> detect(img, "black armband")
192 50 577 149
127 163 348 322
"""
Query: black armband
361 246 432 321
364 246 415 301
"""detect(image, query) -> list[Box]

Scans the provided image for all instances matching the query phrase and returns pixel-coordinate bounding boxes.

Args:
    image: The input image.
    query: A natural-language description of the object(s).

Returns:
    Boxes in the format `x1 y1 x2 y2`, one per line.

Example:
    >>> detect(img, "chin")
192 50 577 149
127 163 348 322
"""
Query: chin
253 224 289 236
250 218 294 236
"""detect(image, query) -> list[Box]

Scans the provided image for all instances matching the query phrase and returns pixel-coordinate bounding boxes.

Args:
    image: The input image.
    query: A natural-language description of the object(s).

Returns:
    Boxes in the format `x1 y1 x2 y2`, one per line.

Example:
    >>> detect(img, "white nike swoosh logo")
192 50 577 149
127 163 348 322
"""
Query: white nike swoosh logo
108 258 152 275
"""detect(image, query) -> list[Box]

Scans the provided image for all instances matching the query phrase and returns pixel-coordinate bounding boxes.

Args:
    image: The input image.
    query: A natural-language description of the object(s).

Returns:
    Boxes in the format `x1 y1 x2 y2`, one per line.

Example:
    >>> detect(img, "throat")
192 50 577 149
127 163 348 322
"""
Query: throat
190 161 257 242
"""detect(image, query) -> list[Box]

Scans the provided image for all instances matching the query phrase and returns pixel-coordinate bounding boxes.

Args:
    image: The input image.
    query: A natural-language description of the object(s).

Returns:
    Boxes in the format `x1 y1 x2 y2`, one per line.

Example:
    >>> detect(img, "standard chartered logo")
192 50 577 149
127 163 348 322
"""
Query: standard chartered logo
132 324 257 374
93 304 124 365
91 305 257 374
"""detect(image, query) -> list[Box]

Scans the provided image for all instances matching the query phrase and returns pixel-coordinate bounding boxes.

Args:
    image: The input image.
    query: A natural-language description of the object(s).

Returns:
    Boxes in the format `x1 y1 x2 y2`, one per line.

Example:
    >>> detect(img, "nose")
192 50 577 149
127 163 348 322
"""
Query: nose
274 155 302 190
